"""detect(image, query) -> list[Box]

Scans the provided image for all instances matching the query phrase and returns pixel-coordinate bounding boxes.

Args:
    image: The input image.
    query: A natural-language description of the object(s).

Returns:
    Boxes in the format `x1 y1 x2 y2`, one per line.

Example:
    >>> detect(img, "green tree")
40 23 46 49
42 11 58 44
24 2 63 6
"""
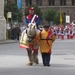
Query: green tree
44 8 65 25
25 5 42 20
43 8 56 24
4 2 23 22
55 12 65 25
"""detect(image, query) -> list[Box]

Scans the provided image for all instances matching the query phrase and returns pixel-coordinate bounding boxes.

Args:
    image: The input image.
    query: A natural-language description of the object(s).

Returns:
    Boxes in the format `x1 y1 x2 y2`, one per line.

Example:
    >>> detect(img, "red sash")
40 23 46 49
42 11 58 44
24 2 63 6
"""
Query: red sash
31 14 37 23
46 30 53 47
40 30 53 47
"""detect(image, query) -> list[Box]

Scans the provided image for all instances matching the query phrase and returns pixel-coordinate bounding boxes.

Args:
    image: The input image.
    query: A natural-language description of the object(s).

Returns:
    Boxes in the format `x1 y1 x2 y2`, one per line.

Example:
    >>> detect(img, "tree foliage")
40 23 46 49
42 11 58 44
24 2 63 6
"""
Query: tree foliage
44 8 56 23
44 8 65 25
55 12 65 24
4 2 23 22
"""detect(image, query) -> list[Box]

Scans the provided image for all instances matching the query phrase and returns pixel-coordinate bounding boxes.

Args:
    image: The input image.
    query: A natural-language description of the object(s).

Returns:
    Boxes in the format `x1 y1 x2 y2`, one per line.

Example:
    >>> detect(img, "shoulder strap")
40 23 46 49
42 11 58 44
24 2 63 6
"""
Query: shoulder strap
31 14 36 23
47 30 53 39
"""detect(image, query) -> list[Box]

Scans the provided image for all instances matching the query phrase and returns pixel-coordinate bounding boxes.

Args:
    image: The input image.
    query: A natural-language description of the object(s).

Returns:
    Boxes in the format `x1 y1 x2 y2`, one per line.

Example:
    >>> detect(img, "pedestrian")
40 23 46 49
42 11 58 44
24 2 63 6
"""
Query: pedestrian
33 24 56 66
11 25 16 40
15 25 21 40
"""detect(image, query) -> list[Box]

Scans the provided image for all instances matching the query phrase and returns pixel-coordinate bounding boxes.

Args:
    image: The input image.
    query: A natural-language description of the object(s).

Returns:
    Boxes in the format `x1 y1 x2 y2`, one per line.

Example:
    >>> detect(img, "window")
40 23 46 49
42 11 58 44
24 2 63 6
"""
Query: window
48 0 55 6
36 0 42 6
25 0 32 6
60 0 66 6
72 0 75 5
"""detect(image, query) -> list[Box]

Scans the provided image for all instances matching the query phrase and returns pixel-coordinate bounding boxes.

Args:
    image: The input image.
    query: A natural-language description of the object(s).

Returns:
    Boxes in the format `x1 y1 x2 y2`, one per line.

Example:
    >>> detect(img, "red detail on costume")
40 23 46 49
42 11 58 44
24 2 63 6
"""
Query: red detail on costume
46 30 52 47
26 15 32 20
19 45 30 48
31 15 37 23
31 45 38 52
33 16 37 23
26 14 37 23
61 35 64 40
67 35 70 39
19 44 38 52
29 7 34 10
48 49 52 54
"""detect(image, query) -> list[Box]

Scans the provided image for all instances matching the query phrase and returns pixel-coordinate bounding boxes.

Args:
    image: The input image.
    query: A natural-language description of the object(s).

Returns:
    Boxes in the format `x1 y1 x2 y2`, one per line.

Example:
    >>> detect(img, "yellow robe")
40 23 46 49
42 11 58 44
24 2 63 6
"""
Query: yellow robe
34 30 56 53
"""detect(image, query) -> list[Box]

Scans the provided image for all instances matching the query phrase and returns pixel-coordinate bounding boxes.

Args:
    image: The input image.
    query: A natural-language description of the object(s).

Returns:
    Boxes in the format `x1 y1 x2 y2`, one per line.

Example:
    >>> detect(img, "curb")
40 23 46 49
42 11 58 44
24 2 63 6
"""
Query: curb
0 40 19 44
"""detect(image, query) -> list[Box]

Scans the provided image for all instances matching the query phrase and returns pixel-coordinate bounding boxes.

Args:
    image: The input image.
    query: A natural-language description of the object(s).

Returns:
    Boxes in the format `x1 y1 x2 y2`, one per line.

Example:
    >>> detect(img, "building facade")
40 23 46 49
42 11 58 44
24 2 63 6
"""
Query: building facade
21 0 75 23
5 0 75 23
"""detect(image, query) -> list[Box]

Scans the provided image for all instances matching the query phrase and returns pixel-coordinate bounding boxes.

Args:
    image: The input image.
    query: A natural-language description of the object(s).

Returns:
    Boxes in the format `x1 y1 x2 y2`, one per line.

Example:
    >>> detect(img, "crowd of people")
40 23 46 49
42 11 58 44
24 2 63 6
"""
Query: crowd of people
48 23 75 40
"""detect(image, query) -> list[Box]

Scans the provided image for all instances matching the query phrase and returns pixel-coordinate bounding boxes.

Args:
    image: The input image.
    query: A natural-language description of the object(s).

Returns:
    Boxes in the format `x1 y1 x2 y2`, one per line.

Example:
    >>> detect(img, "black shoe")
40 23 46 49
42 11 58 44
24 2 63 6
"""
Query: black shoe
44 64 50 67
47 64 50 66
44 64 46 66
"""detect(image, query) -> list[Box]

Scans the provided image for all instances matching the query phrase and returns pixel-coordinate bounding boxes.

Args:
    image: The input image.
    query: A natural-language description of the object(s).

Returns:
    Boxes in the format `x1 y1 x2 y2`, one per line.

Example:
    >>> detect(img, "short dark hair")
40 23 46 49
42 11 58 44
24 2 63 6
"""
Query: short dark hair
44 24 49 28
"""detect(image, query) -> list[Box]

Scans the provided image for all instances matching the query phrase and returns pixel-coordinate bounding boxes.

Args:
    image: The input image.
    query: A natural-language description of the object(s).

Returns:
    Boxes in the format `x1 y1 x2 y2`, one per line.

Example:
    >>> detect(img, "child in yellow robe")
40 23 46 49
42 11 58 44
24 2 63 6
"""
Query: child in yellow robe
33 24 56 66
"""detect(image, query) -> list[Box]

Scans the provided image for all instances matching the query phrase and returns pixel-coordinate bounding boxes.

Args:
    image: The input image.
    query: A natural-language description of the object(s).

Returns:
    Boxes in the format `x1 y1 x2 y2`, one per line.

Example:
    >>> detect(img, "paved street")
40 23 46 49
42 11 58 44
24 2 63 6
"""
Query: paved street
52 39 75 55
0 39 75 75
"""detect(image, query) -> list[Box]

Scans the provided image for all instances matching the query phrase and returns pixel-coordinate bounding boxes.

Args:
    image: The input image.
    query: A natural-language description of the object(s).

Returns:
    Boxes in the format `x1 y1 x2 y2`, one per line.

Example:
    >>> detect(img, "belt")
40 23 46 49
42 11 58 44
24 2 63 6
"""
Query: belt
41 39 52 40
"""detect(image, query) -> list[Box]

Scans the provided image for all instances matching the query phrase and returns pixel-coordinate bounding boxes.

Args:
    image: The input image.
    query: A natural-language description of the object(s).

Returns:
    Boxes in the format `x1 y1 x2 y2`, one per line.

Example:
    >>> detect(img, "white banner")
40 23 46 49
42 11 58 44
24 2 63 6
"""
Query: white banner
66 15 70 23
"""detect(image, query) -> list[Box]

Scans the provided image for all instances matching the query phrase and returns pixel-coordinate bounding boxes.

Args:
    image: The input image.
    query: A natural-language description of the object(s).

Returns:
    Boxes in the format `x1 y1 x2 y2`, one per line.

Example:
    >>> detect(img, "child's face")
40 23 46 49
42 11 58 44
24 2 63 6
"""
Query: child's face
44 25 49 30
44 27 49 31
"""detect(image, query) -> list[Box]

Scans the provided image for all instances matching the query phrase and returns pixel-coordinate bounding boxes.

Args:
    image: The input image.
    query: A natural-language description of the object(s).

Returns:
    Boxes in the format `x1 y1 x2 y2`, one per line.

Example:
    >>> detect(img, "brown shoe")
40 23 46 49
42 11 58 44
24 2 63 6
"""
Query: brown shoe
26 63 33 66
34 61 39 64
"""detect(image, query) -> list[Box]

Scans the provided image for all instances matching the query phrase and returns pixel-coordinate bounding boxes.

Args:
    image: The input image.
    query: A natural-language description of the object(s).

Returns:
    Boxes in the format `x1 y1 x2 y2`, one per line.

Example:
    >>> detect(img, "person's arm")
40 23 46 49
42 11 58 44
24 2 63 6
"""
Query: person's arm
33 33 40 44
51 34 56 43
25 18 30 25
35 17 40 25
25 18 29 25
